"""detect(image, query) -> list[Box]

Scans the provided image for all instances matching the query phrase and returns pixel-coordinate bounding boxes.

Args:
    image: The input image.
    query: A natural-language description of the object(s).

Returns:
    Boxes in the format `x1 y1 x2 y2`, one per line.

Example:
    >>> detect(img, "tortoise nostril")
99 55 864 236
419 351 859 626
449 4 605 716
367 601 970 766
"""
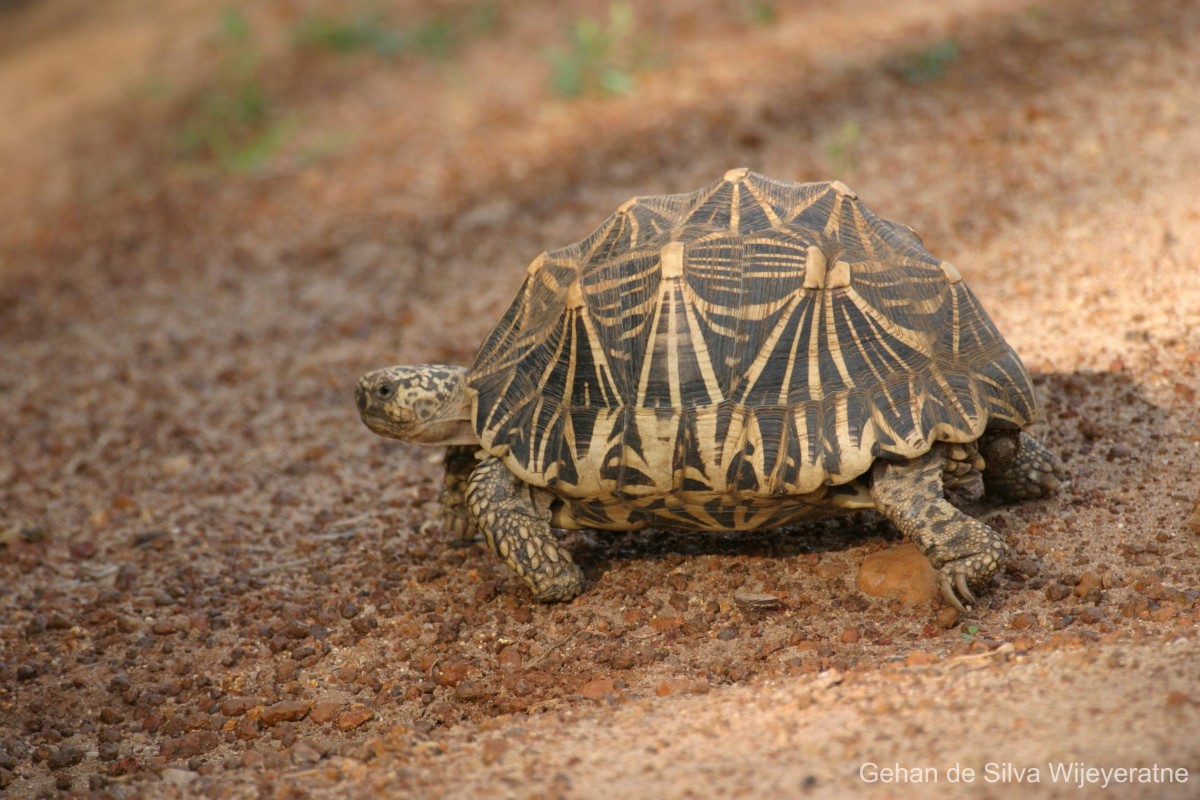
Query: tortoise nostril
356 386 368 412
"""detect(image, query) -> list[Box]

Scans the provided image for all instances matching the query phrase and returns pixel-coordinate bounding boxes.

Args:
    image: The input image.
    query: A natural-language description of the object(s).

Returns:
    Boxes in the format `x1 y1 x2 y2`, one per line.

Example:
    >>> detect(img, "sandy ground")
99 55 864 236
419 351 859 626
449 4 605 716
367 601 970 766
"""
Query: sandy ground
1 0 1199 797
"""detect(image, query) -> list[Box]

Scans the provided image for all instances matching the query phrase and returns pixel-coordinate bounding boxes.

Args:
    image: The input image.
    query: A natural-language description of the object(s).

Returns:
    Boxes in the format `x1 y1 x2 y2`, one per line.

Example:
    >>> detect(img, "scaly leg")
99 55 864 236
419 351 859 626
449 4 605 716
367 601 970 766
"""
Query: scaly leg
466 456 584 601
872 444 1011 613
978 430 1065 502
440 446 481 542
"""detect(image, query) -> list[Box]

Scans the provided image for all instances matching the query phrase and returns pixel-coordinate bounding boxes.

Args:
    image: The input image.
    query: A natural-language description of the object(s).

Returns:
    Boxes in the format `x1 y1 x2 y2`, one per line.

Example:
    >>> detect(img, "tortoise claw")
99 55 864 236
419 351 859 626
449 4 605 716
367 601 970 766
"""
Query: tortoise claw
938 571 971 614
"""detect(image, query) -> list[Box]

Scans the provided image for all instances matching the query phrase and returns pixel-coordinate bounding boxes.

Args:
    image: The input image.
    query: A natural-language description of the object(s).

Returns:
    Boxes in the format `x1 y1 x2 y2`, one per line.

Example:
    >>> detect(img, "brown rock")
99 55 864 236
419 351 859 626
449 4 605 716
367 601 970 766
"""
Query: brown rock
290 741 321 765
857 544 938 605
497 646 522 668
656 679 692 696
905 650 939 666
234 715 260 741
336 709 373 731
159 731 218 760
69 540 98 560
310 702 341 725
481 738 509 765
1074 572 1103 600
260 701 310 727
580 677 616 700
220 697 258 717
438 659 471 687
936 606 961 629
1010 612 1039 630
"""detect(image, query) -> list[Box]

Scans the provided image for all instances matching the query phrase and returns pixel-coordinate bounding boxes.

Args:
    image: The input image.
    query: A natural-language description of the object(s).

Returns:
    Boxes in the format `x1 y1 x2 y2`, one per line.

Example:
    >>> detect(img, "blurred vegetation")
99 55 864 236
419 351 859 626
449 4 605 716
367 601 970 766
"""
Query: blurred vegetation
743 0 778 26
892 38 961 84
545 2 656 98
176 8 295 173
292 10 405 57
173 4 504 174
824 119 861 174
292 3 501 60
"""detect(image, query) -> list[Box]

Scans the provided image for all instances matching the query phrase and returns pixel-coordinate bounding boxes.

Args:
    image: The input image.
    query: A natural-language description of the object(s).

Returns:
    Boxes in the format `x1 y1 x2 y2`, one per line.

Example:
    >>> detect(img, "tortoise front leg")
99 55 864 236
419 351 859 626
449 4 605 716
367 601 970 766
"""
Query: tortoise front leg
465 456 585 602
440 446 481 542
871 444 1012 613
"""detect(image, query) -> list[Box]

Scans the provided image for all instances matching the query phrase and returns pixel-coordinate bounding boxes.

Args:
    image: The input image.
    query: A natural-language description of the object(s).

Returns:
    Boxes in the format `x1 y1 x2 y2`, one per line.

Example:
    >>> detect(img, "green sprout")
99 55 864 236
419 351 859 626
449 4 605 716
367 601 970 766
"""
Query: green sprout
894 38 961 84
177 7 295 173
546 2 652 98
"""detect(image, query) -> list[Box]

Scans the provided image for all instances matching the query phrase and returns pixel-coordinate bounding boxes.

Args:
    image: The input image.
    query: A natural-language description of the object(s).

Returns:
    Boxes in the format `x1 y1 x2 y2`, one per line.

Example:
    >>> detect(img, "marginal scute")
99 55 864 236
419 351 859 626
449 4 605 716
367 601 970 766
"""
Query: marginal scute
829 180 857 198
525 253 546 277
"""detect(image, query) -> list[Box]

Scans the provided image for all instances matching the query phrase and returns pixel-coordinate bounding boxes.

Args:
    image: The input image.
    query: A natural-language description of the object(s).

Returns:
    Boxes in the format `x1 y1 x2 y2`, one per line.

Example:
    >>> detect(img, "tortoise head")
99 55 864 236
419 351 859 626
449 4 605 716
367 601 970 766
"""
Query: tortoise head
356 365 476 446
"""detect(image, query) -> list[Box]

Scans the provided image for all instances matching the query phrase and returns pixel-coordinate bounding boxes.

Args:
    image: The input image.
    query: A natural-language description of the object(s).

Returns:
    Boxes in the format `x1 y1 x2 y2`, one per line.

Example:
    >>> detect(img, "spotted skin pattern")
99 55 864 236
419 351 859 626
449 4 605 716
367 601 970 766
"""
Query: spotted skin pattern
440 446 482 541
465 456 585 601
356 171 1066 609
873 444 1010 612
979 430 1065 502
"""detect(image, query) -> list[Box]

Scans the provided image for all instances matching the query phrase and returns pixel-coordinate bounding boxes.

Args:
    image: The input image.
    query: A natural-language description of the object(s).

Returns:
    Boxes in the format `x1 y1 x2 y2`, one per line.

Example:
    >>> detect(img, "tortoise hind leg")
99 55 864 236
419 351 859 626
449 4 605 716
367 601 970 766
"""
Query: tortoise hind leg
465 456 585 602
871 444 1012 613
978 430 1065 502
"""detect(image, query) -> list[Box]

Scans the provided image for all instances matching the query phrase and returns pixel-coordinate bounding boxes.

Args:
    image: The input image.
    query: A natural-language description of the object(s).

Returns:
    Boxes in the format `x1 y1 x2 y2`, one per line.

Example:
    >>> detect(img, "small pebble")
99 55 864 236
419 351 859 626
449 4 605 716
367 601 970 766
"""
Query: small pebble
733 592 782 612
260 701 310 727
335 709 373 731
310 702 340 725
1074 572 1103 600
580 677 616 700
68 540 97 560
1010 612 1039 630
47 744 85 770
290 741 321 765
935 607 961 629
905 650 938 666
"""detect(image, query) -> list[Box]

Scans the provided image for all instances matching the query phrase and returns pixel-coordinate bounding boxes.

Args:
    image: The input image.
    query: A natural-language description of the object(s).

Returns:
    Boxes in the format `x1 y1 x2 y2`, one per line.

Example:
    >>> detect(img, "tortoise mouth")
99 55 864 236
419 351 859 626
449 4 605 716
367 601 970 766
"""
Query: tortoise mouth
357 403 413 440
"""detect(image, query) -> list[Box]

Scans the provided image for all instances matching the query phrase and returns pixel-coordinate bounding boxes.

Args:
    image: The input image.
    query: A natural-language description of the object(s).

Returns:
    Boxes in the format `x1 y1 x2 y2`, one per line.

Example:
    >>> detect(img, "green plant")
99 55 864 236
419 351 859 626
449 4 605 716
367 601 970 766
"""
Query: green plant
177 7 295 173
961 624 980 643
824 119 862 174
292 11 404 57
745 1 777 26
895 38 961 84
292 3 501 61
546 2 651 98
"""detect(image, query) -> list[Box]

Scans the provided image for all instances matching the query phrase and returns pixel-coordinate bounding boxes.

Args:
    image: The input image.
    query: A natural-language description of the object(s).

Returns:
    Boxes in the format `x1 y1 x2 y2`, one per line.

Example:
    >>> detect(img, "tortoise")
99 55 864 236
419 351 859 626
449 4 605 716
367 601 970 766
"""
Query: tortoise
356 169 1064 612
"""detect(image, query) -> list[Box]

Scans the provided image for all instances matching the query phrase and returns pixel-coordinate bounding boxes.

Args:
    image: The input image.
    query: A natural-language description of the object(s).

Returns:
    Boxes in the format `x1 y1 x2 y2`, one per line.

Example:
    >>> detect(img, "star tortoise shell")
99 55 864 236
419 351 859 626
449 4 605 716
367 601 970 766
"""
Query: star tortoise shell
469 168 1035 511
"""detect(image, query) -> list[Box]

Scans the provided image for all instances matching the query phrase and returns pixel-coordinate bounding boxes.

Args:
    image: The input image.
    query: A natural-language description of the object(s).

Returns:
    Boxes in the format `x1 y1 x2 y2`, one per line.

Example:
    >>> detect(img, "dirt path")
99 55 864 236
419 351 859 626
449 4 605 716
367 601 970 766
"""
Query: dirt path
2 0 1198 797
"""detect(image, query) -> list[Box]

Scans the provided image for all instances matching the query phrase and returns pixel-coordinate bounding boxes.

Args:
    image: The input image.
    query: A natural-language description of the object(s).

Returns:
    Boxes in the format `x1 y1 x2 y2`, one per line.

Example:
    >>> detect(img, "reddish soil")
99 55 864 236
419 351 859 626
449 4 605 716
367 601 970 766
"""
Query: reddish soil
2 0 1198 797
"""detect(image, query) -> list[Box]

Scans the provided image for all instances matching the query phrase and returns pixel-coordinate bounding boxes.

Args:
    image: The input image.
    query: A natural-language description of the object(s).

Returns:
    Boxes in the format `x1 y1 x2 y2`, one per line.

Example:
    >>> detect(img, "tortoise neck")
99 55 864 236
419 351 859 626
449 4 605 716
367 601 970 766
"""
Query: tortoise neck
415 364 475 445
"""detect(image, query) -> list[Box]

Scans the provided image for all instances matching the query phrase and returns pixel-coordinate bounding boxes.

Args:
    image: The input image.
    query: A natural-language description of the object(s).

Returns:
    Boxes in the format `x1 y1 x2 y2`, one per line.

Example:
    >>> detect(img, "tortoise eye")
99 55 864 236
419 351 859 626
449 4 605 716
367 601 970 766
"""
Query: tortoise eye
375 383 394 400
